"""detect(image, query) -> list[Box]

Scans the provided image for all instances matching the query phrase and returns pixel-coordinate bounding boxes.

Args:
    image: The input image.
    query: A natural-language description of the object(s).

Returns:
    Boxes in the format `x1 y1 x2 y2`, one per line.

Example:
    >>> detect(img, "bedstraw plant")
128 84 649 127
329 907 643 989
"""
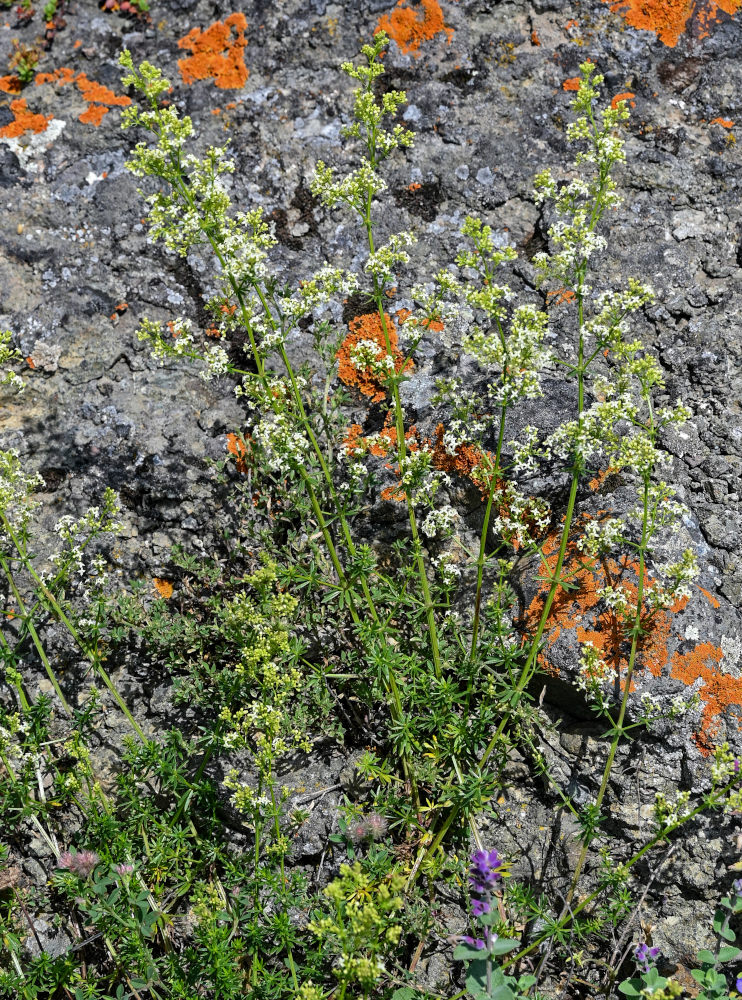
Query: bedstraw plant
0 29 738 1000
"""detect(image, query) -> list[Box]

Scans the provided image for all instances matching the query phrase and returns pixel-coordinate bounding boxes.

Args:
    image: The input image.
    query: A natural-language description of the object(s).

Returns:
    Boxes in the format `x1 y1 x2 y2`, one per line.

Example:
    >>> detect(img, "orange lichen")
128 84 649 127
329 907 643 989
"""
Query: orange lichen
226 432 250 474
34 67 130 126
376 0 454 55
0 99 52 138
153 578 174 599
0 75 21 94
605 0 740 47
711 117 734 128
531 30 541 44
35 66 76 86
670 643 733 752
698 585 721 609
431 422 487 482
546 287 577 305
589 468 611 492
611 90 636 109
75 73 130 109
565 17 579 28
520 522 730 753
79 104 110 126
337 313 413 403
178 14 249 89
395 307 445 333
562 77 581 91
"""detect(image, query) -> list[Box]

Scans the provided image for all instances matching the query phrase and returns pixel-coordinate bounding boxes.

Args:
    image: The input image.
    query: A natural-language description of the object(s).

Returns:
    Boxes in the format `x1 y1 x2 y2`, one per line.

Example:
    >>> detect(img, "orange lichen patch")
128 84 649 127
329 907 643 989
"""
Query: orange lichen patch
395 307 445 332
34 68 131 126
670 643 733 752
376 0 454 55
0 99 52 138
35 66 77 87
698 585 721 609
520 522 730 752
565 17 579 28
337 313 413 403
408 181 422 190
0 75 22 95
153 578 174 599
226 432 250 474
605 0 740 47
177 13 249 89
711 117 734 128
697 0 742 38
531 29 541 44
562 77 581 91
589 468 611 492
611 90 636 109
26 356 35 369
79 104 110 126
546 287 576 306
431 422 487 481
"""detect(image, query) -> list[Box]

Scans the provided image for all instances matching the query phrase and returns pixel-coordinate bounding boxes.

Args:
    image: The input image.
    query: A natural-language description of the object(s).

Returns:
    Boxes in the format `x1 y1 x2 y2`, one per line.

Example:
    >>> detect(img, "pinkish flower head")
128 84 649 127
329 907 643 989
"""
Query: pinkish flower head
115 863 134 876
59 850 99 878
348 820 368 844
365 813 388 841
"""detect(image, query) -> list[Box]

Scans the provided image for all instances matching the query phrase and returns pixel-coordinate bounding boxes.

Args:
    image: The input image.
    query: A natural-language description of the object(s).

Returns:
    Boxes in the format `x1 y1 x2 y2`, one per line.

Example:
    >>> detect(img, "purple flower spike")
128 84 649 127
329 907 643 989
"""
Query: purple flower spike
460 935 486 950
634 942 660 973
471 898 491 917
734 759 740 774
469 849 503 890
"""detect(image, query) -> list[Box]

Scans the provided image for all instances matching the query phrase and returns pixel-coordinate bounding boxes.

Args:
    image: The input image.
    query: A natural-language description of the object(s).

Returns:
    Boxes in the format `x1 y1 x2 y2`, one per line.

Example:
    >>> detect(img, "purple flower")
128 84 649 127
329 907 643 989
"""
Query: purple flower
634 942 660 973
115 863 134 876
736 975 742 993
59 849 99 879
460 935 486 950
734 879 742 899
469 849 503 892
471 898 491 917
734 759 740 775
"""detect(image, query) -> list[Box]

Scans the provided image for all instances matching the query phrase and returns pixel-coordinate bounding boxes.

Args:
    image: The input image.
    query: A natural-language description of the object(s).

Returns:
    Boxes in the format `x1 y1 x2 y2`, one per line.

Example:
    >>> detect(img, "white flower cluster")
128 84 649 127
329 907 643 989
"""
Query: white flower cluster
654 789 691 831
350 339 396 380
252 412 310 476
0 449 43 538
576 641 611 710
432 552 461 586
469 304 551 405
0 329 25 393
199 345 231 381
281 266 359 325
577 516 624 556
137 317 195 364
365 231 417 285
400 448 447 509
421 504 459 539
311 160 387 212
491 483 550 548
646 549 699 609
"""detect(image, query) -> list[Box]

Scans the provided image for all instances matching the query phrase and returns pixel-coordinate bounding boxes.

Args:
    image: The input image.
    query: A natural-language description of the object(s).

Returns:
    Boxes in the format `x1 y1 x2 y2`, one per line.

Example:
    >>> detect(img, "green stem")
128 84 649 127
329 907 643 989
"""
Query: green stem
470 406 507 660
564 478 650 905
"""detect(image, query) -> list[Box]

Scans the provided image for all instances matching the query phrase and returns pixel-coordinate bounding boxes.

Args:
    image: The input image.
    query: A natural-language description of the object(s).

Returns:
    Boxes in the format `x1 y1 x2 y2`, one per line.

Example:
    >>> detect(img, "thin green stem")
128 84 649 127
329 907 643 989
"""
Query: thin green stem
470 406 507 660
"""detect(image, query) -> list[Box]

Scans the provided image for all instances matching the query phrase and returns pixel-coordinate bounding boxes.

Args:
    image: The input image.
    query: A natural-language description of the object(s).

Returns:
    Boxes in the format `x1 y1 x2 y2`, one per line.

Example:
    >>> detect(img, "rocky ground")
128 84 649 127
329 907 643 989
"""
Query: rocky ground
1 0 742 983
